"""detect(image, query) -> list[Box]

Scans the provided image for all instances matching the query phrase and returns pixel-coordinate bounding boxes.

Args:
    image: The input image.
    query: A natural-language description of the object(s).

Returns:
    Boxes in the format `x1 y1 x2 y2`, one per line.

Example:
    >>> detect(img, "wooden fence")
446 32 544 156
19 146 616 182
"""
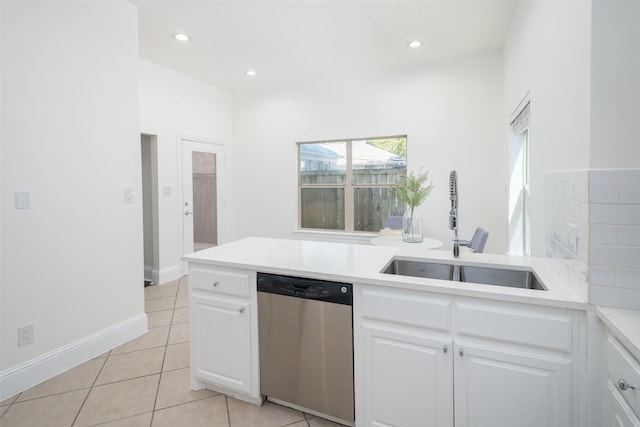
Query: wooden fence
301 169 406 231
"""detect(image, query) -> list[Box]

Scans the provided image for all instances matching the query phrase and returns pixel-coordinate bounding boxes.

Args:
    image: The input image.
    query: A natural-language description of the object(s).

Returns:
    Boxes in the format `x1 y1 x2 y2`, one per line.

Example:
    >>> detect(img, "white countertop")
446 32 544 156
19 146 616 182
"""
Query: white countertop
182 237 586 310
370 235 443 249
596 306 640 361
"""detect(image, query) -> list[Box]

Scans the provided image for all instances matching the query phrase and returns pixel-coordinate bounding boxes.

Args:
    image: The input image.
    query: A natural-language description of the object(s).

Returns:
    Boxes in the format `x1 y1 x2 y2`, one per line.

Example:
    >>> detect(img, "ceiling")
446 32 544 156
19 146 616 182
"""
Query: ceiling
135 1 516 93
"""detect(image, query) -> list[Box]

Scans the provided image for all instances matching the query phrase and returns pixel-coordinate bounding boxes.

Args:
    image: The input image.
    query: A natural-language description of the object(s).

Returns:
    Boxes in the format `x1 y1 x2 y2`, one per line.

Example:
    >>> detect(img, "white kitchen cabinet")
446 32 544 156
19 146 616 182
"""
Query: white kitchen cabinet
360 324 453 426
354 284 579 427
188 264 261 405
606 381 640 427
454 341 571 427
355 285 454 427
605 336 640 426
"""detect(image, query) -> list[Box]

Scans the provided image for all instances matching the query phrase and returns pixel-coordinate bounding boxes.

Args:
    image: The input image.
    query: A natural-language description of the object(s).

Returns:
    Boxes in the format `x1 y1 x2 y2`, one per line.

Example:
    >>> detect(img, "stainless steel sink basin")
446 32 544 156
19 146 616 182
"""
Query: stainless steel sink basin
382 259 546 291
459 265 545 290
382 260 454 280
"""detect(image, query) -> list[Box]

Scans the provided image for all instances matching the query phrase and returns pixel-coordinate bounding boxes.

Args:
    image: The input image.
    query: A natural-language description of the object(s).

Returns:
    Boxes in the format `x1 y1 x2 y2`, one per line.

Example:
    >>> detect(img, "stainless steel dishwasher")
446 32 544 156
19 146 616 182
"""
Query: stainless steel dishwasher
257 272 354 424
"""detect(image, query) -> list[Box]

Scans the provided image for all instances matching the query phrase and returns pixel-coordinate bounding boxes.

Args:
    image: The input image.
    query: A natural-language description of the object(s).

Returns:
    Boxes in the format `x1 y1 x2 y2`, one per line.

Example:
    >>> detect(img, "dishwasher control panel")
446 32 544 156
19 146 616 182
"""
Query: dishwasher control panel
257 273 352 305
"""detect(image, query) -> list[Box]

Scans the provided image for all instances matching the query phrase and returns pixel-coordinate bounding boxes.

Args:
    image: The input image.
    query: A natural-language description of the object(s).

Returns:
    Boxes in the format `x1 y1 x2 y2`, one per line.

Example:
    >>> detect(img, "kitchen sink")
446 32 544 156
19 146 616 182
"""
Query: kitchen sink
382 260 455 280
382 259 546 291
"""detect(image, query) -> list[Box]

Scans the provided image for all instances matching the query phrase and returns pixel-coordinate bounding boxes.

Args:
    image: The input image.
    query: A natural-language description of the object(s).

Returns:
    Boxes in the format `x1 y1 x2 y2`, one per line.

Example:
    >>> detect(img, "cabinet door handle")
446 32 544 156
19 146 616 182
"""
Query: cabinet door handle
618 379 636 391
213 281 219 287
458 347 464 357
442 345 448 353
239 307 245 314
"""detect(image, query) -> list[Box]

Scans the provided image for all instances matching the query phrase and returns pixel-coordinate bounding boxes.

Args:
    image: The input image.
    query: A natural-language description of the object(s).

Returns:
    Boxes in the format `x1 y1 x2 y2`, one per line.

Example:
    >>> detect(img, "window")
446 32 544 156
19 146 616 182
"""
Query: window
508 100 531 256
298 136 407 232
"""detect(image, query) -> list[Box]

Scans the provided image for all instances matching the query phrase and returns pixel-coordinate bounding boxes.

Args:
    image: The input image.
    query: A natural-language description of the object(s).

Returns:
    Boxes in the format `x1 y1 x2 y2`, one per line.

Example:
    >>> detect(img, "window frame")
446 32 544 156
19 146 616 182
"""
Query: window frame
297 135 407 233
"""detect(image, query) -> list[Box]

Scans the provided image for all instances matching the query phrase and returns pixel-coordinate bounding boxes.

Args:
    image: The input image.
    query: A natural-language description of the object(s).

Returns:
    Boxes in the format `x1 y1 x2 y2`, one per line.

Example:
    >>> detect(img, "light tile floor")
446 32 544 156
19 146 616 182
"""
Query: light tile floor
0 277 344 427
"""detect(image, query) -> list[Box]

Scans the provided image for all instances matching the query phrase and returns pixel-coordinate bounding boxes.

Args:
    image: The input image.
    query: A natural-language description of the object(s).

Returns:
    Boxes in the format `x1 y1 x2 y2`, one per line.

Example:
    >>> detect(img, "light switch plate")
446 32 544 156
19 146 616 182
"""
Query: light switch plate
124 188 135 203
15 191 31 209
163 186 172 196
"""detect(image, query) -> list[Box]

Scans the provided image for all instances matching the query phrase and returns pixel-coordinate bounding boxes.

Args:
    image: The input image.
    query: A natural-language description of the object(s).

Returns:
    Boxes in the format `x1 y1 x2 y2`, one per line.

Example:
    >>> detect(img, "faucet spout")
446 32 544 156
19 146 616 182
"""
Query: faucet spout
449 170 463 257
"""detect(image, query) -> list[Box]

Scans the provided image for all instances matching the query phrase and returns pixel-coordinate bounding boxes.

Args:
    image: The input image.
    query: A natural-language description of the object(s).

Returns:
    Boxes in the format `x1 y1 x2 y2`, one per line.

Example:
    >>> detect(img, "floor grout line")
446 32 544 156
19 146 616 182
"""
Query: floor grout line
70 350 109 426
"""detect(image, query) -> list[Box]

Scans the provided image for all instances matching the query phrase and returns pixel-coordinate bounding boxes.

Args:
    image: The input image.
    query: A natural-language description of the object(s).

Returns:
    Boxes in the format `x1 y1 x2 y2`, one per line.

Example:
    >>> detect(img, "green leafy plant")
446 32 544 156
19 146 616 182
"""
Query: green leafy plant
395 169 434 208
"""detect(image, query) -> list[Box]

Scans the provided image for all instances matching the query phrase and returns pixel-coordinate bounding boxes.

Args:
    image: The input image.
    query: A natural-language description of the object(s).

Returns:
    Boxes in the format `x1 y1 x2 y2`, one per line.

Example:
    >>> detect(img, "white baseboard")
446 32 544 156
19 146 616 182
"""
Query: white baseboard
156 265 183 285
0 313 148 401
144 265 182 285
144 265 154 283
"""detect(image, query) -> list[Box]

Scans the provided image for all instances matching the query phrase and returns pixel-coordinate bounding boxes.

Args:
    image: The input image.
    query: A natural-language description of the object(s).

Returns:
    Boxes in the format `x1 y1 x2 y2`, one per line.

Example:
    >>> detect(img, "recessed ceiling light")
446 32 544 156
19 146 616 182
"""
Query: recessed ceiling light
173 33 190 42
246 70 257 77
407 40 422 48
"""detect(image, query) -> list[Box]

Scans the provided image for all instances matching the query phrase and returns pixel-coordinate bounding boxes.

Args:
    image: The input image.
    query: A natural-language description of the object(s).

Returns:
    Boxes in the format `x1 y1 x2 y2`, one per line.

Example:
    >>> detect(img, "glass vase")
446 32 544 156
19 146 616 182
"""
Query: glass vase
402 206 423 243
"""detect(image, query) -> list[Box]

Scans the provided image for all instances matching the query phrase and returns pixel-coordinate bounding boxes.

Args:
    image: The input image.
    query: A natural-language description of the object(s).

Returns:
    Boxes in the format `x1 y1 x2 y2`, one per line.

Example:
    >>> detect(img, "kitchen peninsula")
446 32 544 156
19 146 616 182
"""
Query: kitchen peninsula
183 237 588 426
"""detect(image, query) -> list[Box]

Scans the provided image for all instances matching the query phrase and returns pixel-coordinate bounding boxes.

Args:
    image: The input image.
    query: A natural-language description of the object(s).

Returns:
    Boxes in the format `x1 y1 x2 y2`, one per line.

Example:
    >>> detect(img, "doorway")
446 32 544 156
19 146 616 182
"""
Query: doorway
180 137 226 260
141 134 159 285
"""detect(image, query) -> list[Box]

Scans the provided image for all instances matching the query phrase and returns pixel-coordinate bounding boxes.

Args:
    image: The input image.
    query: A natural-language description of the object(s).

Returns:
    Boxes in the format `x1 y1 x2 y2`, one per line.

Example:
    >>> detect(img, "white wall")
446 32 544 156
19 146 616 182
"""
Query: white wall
1 0 143 373
138 59 233 281
233 51 506 253
503 0 592 256
590 0 640 169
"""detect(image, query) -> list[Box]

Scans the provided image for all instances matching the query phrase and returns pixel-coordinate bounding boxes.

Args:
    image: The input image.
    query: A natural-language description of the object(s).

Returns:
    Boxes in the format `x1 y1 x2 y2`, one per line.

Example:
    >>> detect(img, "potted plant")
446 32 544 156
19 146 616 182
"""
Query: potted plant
395 169 434 243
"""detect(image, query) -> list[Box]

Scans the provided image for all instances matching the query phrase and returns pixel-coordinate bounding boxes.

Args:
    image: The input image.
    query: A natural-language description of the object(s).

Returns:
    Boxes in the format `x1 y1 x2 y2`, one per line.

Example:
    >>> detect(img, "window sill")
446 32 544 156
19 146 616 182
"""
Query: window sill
293 229 377 243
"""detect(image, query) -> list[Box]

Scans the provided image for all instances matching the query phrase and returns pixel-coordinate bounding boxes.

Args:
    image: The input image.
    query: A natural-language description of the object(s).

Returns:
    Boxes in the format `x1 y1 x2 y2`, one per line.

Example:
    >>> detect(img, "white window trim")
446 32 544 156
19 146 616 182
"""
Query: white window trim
293 229 378 242
297 136 406 233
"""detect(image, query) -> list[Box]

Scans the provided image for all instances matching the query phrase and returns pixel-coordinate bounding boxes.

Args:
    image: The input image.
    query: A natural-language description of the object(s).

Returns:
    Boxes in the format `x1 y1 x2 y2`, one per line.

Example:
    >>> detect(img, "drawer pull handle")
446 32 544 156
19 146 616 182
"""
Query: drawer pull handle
618 379 636 391
442 345 448 354
213 281 219 287
239 307 245 314
458 347 464 357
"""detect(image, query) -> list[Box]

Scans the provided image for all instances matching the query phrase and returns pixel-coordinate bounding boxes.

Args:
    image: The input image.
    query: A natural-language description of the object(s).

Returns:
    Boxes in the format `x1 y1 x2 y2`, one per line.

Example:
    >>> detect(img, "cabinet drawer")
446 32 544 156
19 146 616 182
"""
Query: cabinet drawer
457 303 571 352
360 288 450 331
189 265 251 298
608 336 640 416
606 381 640 427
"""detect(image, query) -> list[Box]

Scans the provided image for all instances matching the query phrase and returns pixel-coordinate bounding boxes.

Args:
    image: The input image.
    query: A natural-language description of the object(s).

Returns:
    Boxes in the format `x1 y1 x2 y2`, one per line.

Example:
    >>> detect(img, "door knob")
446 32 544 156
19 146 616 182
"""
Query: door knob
185 211 195 216
442 345 448 353
458 347 464 357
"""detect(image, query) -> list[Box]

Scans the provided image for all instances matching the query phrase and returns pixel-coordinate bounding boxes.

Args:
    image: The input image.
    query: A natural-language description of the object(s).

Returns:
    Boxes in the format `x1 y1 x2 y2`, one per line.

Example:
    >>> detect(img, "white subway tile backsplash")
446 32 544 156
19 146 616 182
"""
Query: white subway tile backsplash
545 168 640 310
564 182 574 199
590 266 616 286
590 169 640 183
568 200 580 219
620 184 640 204
619 226 640 247
579 203 589 222
574 182 588 202
590 285 640 311
590 183 620 204
591 225 618 245
591 246 640 268
616 268 640 290
591 204 640 225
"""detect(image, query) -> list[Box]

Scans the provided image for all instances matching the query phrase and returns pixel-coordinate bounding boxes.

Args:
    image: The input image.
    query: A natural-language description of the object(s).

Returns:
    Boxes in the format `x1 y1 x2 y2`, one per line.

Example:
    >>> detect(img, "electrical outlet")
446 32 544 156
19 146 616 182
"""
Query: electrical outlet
18 324 34 347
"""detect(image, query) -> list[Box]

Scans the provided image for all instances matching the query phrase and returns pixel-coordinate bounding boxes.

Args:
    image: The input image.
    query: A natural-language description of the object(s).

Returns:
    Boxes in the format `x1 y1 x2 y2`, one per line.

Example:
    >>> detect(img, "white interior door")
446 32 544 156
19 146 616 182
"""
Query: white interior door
181 138 226 255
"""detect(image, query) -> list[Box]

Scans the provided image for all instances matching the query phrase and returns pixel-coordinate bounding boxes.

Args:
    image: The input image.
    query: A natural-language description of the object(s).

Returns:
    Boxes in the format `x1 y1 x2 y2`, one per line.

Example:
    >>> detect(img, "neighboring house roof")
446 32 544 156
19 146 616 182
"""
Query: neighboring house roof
299 143 342 160
318 141 406 168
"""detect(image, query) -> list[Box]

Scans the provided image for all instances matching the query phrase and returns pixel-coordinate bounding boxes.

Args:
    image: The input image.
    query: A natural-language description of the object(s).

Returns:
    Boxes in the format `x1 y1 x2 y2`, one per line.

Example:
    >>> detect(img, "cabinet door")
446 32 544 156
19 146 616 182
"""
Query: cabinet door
605 381 640 427
359 325 453 427
454 341 571 427
190 293 252 394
